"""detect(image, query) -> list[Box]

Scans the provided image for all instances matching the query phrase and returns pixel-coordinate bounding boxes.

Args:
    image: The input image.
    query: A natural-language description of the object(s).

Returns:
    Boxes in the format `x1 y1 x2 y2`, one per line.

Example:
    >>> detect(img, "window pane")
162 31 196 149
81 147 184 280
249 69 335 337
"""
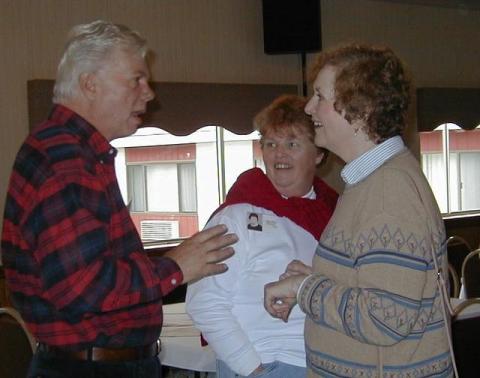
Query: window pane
459 152 480 211
422 152 448 213
179 163 197 212
224 130 262 192
448 127 480 212
420 125 480 214
448 152 460 212
127 165 146 212
192 130 220 228
147 164 179 212
420 130 447 213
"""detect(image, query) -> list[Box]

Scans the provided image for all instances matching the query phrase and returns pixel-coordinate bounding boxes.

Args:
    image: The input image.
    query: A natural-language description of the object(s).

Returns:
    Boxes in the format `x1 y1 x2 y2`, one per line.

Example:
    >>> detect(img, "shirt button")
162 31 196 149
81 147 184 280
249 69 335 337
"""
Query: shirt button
99 159 104 164
171 278 177 286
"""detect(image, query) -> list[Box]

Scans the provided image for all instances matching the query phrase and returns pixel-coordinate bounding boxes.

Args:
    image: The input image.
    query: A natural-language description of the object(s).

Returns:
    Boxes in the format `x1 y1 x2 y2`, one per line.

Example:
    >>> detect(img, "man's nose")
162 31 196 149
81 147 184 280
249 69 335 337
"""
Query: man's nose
143 83 155 102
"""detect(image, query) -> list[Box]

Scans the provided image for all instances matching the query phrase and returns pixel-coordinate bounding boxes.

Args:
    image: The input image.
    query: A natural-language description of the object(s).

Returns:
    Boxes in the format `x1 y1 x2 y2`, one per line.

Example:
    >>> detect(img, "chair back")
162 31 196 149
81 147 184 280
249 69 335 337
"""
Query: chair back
0 307 36 378
446 235 472 281
461 249 480 298
448 263 460 298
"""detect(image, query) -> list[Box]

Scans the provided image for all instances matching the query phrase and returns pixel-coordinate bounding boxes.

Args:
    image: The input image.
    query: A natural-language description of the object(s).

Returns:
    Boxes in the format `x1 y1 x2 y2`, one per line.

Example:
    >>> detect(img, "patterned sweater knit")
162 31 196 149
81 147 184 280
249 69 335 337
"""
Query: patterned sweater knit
298 139 452 377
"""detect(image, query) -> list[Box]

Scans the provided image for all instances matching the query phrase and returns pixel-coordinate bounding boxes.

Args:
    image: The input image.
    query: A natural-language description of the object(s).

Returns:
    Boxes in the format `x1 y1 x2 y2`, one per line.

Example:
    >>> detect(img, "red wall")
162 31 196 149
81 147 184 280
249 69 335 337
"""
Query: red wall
420 129 480 153
126 144 196 162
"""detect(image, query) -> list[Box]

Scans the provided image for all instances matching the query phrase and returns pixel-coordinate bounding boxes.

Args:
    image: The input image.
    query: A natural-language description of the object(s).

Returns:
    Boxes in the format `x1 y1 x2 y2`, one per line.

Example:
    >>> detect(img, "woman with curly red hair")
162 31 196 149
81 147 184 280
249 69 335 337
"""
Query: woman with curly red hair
264 44 453 377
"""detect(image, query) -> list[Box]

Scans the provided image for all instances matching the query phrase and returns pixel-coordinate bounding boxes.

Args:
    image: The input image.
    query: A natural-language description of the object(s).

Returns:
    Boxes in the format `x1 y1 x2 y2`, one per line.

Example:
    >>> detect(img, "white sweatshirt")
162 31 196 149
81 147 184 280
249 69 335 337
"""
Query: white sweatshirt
186 203 317 376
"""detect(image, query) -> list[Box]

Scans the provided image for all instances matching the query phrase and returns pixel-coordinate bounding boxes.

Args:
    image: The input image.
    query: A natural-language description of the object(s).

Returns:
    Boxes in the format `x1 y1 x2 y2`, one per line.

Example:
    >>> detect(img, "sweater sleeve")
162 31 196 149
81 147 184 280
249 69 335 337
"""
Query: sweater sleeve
298 171 439 347
185 210 261 376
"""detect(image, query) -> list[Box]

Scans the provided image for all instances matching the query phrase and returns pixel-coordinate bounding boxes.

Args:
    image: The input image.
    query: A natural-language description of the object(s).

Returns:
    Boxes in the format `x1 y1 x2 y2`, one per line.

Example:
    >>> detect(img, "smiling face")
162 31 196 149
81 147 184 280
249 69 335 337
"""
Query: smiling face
85 47 154 141
261 126 323 198
305 65 376 162
304 65 351 152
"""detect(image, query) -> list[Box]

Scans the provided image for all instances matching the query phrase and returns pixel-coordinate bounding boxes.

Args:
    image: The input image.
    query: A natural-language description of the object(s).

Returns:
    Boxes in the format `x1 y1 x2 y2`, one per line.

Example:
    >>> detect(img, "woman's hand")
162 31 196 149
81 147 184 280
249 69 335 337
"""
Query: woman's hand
264 275 306 322
279 259 312 280
251 364 265 376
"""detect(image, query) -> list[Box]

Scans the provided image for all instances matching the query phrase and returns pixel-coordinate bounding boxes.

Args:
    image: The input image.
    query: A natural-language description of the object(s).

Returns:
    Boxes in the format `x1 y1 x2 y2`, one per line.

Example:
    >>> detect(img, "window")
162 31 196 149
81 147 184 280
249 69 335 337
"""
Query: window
112 126 262 242
420 124 480 214
127 162 197 213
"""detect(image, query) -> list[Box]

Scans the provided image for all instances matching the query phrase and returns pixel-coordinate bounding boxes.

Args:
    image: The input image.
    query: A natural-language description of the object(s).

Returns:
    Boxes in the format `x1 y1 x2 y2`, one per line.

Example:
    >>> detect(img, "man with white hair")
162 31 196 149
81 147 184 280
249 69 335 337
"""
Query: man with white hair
1 20 237 378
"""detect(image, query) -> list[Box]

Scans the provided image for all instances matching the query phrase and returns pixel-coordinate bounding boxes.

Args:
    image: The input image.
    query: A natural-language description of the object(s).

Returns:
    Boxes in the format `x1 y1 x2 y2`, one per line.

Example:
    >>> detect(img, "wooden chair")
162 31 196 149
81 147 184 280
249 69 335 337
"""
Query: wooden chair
0 307 36 378
461 248 480 298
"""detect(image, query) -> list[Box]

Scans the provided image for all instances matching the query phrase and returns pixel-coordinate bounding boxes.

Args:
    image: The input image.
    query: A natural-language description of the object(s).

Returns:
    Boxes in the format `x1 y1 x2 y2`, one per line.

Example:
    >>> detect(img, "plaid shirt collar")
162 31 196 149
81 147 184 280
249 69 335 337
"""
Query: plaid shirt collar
49 104 118 163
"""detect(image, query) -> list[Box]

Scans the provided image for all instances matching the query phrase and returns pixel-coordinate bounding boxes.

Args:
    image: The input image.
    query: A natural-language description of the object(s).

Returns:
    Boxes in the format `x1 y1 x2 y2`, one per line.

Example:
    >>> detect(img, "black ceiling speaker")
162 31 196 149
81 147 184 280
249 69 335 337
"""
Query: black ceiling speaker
262 0 322 55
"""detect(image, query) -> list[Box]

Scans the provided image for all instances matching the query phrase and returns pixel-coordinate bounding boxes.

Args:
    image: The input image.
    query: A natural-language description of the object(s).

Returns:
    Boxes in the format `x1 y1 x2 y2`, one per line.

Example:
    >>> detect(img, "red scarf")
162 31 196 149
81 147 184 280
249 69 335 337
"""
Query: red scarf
213 168 338 240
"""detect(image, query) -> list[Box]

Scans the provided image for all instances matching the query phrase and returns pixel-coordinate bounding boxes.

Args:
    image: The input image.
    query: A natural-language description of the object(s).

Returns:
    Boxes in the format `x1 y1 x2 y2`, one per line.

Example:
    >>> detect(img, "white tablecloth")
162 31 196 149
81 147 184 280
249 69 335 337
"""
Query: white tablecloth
159 303 216 372
450 297 480 320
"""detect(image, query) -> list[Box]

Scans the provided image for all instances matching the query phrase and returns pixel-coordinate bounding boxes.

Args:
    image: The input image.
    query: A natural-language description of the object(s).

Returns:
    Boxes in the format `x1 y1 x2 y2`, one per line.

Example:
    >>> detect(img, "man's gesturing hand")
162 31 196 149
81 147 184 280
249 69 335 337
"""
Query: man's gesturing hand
165 224 238 284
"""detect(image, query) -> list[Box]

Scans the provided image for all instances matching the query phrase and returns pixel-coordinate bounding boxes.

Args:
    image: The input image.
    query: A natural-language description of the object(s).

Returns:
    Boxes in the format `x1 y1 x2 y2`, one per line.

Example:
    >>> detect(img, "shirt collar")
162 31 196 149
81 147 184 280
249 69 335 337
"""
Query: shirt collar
281 186 316 200
49 104 117 163
303 186 316 199
341 136 406 186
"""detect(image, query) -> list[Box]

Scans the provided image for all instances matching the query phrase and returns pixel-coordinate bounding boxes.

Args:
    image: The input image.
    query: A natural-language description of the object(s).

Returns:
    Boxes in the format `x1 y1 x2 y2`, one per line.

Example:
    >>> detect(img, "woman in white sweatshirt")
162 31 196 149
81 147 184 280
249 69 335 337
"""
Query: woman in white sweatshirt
186 94 337 378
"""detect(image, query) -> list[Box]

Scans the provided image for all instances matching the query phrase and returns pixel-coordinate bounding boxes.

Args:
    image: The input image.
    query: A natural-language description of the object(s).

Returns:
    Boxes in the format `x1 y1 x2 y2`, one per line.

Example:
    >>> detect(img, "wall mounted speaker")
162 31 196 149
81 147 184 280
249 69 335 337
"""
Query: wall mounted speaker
262 0 321 55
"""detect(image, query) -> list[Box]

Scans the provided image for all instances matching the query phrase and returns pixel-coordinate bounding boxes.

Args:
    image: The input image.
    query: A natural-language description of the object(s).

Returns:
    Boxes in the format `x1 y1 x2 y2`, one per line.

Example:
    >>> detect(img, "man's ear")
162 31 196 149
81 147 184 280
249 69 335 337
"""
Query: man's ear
79 72 97 100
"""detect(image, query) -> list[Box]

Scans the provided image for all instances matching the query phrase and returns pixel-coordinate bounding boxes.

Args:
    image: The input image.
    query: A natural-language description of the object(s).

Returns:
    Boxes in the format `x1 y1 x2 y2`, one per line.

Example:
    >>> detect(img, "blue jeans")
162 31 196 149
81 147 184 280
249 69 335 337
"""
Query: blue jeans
216 359 306 378
28 349 161 378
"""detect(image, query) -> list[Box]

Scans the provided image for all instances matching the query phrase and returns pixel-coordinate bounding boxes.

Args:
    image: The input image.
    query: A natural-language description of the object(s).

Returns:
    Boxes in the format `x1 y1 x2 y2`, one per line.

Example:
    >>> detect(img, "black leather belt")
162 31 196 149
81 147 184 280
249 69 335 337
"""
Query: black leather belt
36 340 161 362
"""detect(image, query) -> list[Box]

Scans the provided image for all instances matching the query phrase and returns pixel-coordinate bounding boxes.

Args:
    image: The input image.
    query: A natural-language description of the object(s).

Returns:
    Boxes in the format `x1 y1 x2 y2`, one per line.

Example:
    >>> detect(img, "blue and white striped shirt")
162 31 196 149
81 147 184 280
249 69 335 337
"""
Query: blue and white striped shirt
341 136 406 186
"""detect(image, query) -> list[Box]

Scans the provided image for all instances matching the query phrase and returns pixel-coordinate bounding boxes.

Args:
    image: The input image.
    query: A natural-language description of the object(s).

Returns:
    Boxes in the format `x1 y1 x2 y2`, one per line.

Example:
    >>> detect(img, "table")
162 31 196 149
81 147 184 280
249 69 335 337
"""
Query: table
159 303 216 373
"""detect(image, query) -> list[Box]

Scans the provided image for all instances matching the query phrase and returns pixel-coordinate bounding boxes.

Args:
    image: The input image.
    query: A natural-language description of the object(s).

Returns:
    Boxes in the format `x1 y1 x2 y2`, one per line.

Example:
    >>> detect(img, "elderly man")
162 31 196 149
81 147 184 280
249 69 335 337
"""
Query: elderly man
1 20 237 378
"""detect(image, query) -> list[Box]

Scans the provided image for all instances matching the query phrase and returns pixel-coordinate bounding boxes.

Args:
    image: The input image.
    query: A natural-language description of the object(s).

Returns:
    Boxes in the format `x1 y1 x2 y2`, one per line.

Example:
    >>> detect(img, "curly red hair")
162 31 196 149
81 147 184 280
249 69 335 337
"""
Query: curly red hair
253 94 315 142
309 43 412 142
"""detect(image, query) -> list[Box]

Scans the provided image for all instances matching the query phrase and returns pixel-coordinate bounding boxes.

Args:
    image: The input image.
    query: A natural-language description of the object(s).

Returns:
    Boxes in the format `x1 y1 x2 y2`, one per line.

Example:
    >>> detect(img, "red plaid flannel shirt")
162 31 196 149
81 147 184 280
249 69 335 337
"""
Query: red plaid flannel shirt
2 105 183 349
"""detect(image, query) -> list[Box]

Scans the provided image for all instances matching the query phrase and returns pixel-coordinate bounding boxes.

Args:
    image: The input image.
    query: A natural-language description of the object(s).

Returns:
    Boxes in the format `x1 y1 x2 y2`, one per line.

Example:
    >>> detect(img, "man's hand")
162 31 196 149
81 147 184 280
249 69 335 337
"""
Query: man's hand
165 224 238 284
264 275 305 322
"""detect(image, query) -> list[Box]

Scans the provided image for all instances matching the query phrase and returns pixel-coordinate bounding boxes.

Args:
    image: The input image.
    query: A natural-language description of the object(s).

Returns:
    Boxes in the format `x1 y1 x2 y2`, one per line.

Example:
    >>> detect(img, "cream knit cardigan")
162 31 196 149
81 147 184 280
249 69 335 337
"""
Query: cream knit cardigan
299 150 453 377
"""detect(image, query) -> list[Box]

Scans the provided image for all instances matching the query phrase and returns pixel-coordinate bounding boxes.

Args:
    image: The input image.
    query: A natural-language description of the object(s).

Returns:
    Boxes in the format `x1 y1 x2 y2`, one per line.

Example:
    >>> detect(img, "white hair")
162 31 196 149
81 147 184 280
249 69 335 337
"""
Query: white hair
53 20 148 103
